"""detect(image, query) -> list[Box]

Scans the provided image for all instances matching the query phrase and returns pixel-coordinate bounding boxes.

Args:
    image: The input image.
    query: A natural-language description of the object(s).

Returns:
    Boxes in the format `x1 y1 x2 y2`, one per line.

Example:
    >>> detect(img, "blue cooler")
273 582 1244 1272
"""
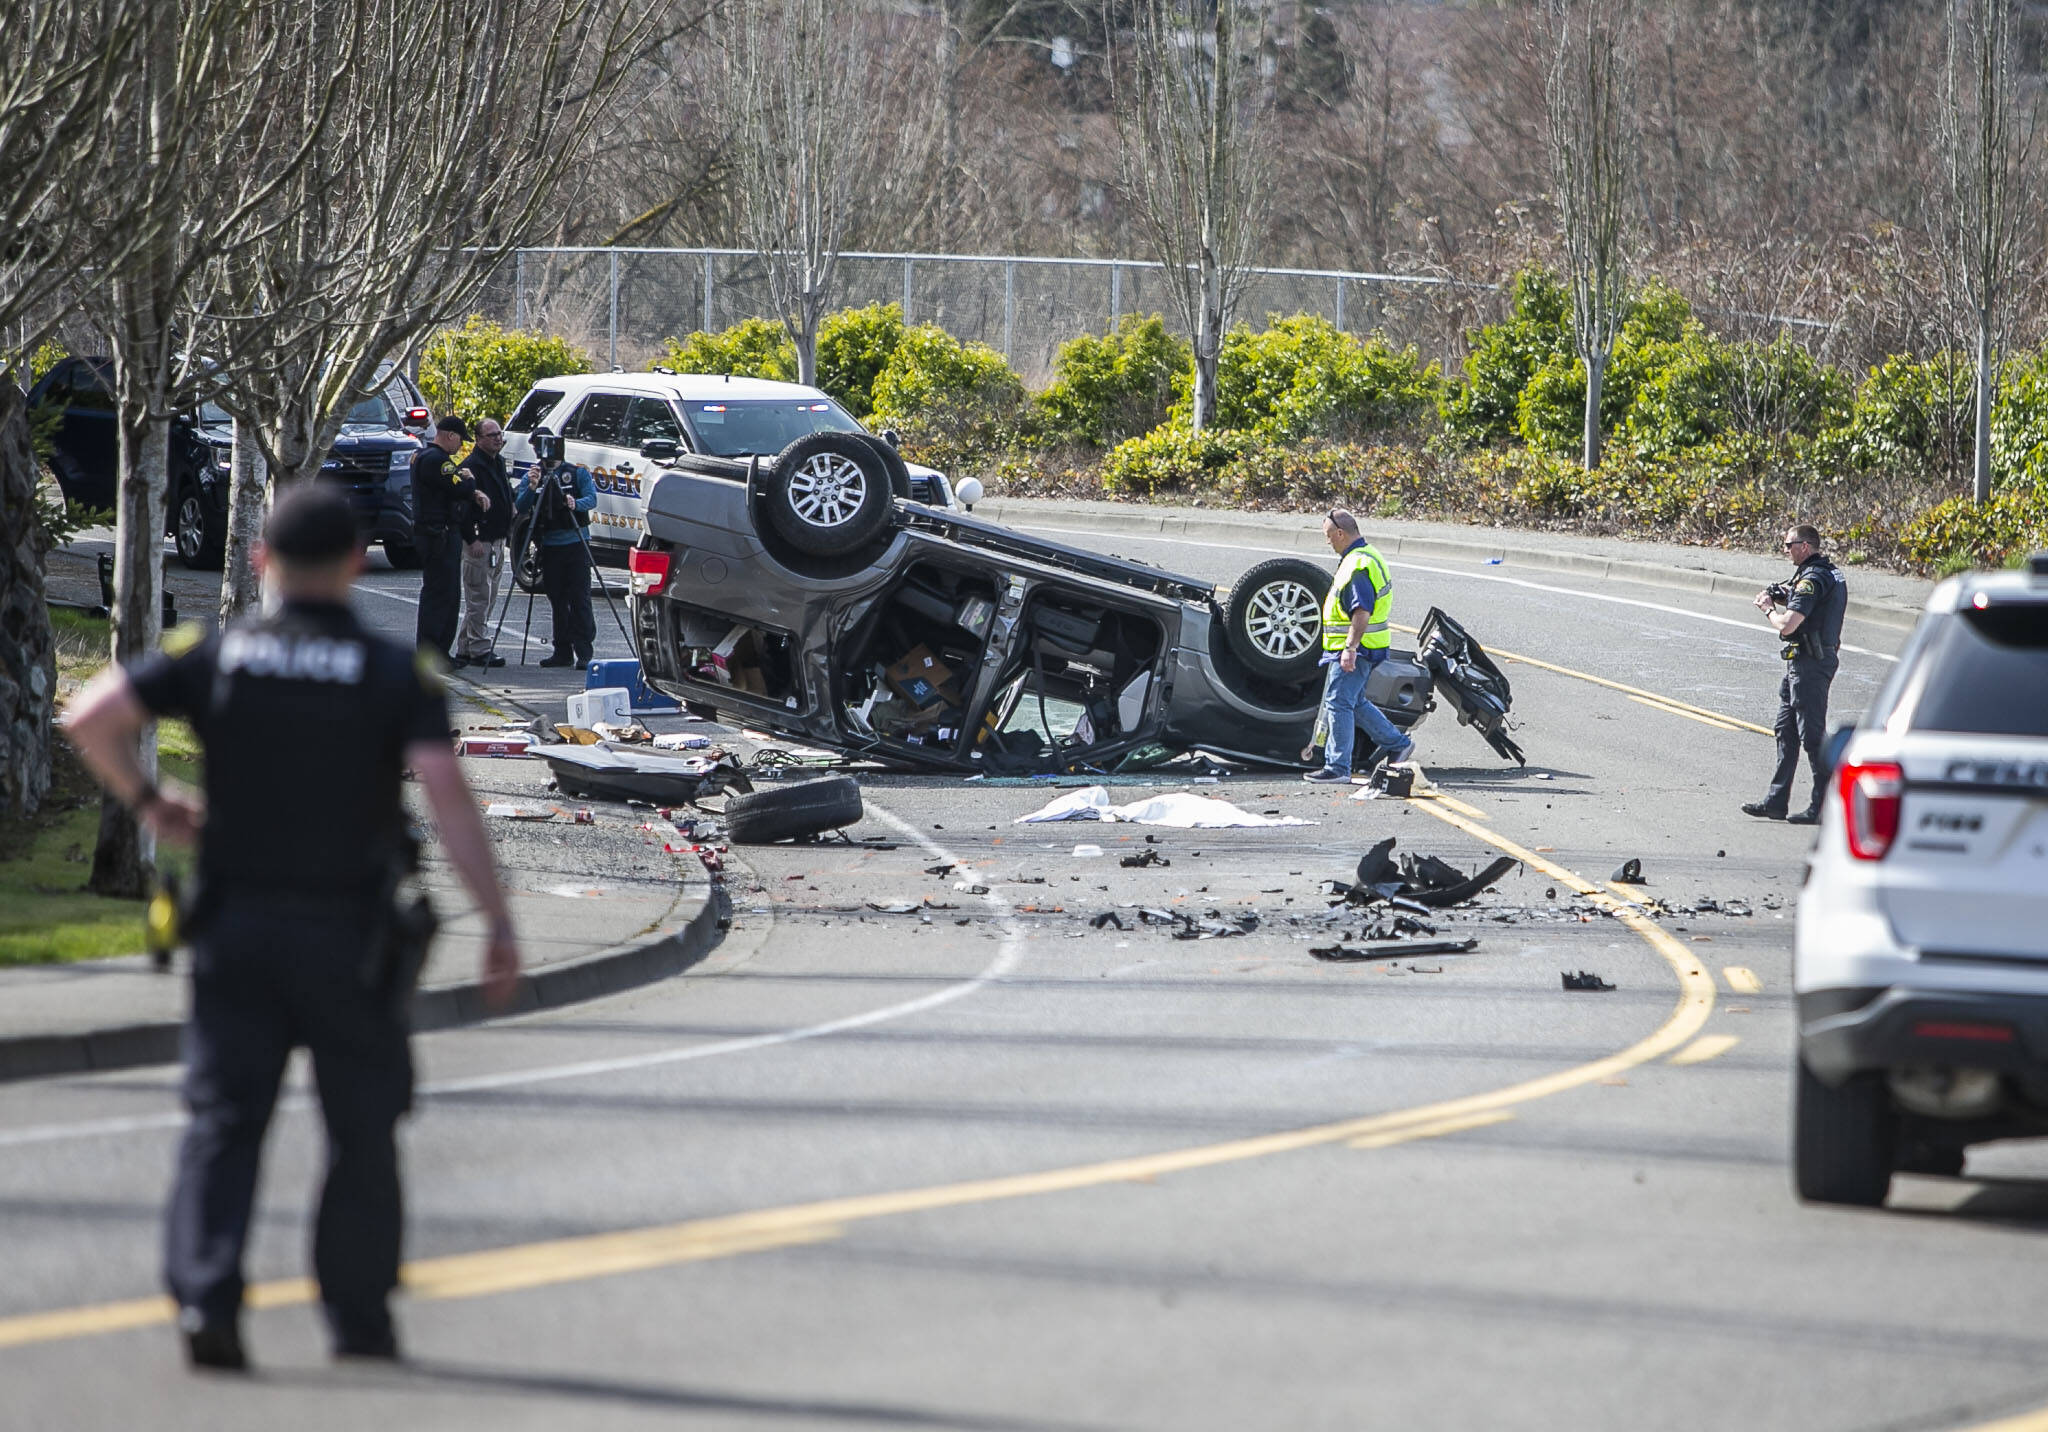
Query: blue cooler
585 658 680 714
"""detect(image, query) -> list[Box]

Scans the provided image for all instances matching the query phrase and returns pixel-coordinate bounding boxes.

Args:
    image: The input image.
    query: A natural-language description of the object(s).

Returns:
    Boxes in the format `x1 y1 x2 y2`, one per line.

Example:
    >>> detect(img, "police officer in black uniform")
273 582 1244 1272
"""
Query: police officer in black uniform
1742 523 1848 824
411 414 489 664
66 484 521 1371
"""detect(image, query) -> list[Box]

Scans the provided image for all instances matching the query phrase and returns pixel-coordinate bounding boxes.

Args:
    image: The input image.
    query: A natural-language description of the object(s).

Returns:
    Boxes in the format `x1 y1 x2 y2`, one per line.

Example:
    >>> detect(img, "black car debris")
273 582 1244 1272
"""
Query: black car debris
626 433 1524 773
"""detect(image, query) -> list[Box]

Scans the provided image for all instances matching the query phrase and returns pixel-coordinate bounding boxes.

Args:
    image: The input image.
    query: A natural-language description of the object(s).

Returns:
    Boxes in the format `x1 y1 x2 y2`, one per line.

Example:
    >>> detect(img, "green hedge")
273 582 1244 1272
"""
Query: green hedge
655 318 796 383
1173 314 1439 442
815 303 904 419
419 317 593 425
1036 315 1190 447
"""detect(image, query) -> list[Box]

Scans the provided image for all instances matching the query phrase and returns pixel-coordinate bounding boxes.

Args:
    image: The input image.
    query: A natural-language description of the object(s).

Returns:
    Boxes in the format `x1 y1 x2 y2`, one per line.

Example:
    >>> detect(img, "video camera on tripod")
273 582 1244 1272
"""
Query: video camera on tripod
526 428 588 531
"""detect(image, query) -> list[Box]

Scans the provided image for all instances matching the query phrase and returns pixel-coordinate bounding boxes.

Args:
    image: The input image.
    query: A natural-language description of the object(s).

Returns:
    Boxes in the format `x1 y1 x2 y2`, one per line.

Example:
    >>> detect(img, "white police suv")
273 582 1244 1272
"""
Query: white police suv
1795 553 2048 1205
500 372 971 560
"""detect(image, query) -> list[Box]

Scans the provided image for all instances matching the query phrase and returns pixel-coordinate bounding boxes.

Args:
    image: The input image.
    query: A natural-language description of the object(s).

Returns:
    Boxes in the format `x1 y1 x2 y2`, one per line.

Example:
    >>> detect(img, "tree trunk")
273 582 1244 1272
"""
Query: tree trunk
934 0 961 251
1583 351 1606 471
219 415 267 621
87 410 166 899
796 322 818 387
1973 311 1994 504
0 379 57 818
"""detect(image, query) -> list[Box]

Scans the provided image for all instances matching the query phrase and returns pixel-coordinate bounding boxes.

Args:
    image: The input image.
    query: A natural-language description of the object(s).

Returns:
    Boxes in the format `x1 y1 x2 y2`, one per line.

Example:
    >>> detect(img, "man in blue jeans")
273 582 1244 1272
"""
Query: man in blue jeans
1304 509 1414 784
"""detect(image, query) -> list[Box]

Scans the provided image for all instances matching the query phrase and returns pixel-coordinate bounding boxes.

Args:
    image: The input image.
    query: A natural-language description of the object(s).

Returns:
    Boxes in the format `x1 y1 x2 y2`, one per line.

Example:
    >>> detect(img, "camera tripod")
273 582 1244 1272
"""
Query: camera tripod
487 464 633 666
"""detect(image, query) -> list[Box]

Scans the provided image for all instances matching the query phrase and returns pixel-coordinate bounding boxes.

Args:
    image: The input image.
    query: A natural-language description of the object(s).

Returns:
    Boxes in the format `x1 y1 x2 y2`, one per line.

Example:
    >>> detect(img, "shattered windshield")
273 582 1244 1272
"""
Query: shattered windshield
683 399 862 457
339 392 401 429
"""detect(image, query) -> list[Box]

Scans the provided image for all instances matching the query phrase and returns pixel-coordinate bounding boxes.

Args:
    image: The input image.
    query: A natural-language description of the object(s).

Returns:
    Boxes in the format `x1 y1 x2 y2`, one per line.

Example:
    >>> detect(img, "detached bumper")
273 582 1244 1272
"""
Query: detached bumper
1800 987 2048 1100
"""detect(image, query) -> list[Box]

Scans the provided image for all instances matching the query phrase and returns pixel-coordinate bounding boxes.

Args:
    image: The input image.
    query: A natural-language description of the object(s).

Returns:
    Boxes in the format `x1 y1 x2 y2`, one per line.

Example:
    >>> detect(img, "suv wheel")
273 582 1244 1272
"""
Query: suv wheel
1221 557 1329 683
761 433 895 557
173 479 225 570
381 538 422 570
723 774 863 844
1793 1059 1896 1207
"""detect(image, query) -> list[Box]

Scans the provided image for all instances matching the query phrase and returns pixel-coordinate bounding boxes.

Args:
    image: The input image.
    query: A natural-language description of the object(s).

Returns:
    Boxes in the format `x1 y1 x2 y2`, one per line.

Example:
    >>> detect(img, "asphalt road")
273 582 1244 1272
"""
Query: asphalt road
7 525 2048 1432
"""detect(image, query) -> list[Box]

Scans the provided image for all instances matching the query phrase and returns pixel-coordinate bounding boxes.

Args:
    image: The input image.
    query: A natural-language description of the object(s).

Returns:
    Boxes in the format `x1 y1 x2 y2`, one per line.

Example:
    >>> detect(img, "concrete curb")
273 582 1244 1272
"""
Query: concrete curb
978 499 1928 633
0 875 729 1085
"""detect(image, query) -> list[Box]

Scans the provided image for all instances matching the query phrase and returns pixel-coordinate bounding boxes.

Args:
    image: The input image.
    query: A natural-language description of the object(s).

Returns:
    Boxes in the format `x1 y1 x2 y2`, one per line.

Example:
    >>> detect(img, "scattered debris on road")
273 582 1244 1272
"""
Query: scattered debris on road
1311 938 1478 962
1120 849 1171 869
1612 859 1646 884
1562 970 1616 991
1324 837 1519 909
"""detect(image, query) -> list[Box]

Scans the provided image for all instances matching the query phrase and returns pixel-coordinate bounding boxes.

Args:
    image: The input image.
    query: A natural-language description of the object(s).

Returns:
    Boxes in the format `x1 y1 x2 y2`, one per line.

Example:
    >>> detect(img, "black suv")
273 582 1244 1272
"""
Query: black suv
29 357 432 569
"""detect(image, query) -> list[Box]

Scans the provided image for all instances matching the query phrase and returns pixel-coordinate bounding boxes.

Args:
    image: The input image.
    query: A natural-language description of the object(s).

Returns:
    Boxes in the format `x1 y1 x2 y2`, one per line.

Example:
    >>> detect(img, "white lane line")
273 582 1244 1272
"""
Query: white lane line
1016 524 1900 663
0 804 1024 1147
424 805 1022 1095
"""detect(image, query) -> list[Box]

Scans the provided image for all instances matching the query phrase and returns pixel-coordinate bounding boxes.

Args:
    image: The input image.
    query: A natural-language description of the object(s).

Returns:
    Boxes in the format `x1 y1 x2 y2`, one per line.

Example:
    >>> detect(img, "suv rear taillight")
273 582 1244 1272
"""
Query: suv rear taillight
1838 760 1904 861
405 407 430 424
628 547 671 597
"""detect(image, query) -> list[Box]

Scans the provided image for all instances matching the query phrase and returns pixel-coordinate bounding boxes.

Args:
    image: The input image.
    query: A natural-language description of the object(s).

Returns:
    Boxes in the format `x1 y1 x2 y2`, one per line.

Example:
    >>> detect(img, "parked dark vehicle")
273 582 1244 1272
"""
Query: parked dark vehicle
28 357 432 569
626 437 1523 773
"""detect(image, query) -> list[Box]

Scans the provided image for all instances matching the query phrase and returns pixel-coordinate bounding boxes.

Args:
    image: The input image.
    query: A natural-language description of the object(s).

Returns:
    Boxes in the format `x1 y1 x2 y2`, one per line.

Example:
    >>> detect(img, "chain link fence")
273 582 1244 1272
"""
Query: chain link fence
476 247 1513 385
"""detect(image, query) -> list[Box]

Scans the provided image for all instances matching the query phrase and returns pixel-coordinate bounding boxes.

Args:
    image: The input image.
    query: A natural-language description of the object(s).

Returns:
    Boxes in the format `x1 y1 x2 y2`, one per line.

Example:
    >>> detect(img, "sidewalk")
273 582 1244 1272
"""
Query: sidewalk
0 718 724 1084
977 497 1938 631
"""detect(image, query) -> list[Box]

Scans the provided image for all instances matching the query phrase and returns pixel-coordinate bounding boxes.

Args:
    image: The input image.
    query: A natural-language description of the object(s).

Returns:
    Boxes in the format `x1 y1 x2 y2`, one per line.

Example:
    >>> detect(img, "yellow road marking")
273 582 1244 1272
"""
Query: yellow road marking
1349 1109 1513 1149
0 802 1717 1353
1669 1034 1742 1066
1411 784 1487 822
1957 1408 2048 1431
1722 966 1763 995
1603 882 1650 904
1626 693 1746 733
1398 623 1772 738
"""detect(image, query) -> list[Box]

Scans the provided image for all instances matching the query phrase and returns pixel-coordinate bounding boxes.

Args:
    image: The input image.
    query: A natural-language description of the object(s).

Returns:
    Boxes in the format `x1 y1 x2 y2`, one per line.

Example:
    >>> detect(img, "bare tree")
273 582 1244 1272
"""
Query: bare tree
84 0 290 895
1108 0 1274 430
0 0 147 818
712 0 889 386
1544 0 1637 471
205 0 664 618
1936 0 2037 505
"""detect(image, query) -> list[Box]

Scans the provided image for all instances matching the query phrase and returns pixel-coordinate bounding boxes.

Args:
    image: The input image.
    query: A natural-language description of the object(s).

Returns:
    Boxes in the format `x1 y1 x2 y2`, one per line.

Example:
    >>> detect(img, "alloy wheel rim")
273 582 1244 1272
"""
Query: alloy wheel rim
786 454 868 528
1244 579 1320 660
178 494 203 556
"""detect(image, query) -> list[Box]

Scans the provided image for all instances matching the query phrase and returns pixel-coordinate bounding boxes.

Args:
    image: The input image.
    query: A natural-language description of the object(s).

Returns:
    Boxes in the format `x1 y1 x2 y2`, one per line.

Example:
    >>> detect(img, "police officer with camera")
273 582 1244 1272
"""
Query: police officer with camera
1742 523 1847 824
513 426 597 669
65 484 521 1371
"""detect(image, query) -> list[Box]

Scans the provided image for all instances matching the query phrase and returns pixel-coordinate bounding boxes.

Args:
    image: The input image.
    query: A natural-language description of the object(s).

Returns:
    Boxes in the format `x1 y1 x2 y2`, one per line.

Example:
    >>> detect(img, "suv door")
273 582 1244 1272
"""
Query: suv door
559 390 639 550
43 360 120 509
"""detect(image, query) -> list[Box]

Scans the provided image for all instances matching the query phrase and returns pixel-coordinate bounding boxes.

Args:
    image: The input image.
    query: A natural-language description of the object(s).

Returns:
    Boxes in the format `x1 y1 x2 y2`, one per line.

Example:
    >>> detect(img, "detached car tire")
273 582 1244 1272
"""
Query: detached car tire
1793 1059 1896 1207
761 432 896 557
1221 557 1329 683
724 774 863 844
381 538 422 570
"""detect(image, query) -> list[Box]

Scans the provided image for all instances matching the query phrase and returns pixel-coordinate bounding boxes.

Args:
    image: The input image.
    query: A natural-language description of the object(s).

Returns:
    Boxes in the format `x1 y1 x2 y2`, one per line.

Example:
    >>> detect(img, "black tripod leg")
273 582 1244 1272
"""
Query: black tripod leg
579 521 632 648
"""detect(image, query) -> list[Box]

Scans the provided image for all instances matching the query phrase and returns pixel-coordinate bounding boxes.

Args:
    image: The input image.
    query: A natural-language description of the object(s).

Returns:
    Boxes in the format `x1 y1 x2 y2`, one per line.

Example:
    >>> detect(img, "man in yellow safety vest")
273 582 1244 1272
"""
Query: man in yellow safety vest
1304 509 1414 783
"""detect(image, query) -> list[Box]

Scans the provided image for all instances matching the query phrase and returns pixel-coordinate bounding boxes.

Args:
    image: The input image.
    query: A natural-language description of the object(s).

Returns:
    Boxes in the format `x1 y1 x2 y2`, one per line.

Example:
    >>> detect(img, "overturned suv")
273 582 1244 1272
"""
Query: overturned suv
626 433 1524 773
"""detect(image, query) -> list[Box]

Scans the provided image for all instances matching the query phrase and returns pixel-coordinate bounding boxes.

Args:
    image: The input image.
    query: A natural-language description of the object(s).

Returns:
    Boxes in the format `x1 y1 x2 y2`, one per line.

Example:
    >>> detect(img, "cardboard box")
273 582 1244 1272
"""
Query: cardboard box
885 645 962 709
567 687 632 728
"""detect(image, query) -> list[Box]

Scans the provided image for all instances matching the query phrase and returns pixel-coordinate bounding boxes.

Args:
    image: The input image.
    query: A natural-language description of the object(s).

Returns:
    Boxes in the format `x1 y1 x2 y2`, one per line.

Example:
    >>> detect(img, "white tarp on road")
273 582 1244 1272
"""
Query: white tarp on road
1014 786 1313 828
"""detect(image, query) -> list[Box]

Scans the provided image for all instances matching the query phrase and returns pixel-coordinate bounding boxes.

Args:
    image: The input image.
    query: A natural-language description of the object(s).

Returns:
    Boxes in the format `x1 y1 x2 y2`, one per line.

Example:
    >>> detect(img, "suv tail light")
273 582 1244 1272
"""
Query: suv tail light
628 547 670 597
405 407 430 425
1838 759 1904 860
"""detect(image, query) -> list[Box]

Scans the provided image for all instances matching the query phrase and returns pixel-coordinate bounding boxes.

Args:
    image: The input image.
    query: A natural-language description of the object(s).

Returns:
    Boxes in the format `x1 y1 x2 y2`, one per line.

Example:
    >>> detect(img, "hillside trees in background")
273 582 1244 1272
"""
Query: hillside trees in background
1108 0 1275 430
1544 0 1639 471
1935 0 2039 505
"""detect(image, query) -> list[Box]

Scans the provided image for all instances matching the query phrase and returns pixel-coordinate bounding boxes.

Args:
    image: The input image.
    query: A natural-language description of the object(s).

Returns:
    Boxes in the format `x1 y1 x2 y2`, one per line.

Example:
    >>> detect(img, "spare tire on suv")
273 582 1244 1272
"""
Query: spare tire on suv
760 432 901 557
1220 557 1329 684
